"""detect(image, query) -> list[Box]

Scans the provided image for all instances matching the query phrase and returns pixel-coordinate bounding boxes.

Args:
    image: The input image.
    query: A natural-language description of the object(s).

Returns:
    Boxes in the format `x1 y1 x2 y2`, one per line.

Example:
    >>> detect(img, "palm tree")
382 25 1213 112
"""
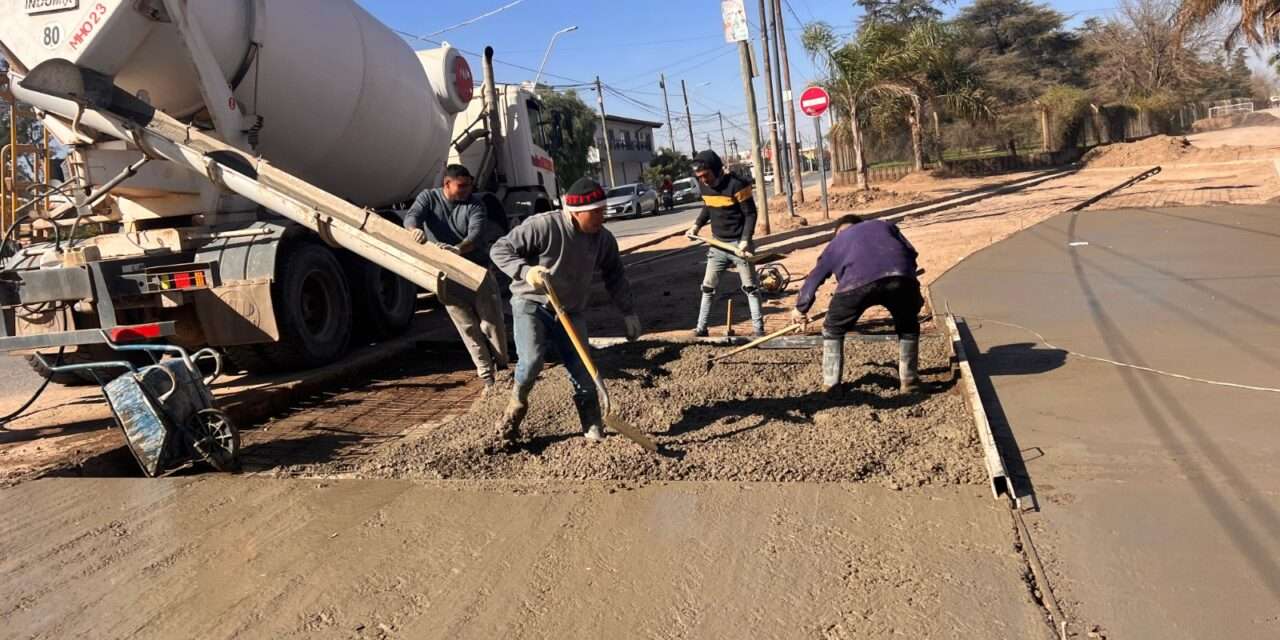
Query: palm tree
804 21 993 178
802 22 902 190
891 22 994 170
1176 0 1279 46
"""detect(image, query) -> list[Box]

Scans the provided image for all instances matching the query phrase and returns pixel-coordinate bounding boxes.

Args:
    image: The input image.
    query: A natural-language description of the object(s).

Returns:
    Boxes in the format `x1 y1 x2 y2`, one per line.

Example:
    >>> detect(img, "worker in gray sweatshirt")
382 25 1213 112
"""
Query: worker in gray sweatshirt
403 164 508 387
489 177 641 447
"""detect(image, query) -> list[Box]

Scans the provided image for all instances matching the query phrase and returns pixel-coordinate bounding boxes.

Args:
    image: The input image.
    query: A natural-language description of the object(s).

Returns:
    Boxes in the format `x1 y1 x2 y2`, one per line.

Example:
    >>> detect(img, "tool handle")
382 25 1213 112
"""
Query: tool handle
710 311 828 363
692 234 753 260
542 281 601 381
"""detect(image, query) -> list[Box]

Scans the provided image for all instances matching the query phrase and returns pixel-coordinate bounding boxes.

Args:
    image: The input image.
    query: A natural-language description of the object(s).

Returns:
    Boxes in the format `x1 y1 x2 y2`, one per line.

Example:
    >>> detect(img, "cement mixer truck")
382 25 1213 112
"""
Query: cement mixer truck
0 0 547 383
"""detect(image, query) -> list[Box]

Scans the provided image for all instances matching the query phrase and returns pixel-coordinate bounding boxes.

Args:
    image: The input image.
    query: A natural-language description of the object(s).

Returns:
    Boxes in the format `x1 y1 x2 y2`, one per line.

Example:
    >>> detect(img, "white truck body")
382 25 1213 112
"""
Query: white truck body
0 0 494 378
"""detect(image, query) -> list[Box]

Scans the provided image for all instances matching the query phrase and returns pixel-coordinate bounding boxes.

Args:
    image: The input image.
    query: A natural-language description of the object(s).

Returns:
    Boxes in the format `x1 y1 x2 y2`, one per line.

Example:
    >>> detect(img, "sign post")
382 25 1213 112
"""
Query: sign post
800 85 831 220
724 0 771 233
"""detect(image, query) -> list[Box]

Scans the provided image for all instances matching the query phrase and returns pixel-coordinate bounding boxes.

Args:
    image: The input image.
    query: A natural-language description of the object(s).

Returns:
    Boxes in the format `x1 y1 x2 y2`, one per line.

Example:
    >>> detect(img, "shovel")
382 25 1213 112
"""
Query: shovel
542 280 659 453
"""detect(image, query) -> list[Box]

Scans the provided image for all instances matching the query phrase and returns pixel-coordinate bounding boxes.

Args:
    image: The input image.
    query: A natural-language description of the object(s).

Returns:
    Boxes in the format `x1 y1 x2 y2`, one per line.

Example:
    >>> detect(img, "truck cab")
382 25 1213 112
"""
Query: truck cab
447 81 558 227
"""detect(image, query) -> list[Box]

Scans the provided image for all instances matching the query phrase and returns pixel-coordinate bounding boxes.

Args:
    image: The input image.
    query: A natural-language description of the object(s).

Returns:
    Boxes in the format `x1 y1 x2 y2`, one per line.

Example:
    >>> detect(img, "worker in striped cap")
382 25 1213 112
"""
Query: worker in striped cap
489 177 641 448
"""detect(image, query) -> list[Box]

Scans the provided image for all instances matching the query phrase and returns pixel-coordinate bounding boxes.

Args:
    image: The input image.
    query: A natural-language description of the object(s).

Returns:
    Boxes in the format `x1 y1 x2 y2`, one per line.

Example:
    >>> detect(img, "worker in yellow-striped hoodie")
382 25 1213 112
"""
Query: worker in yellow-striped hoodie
684 150 764 337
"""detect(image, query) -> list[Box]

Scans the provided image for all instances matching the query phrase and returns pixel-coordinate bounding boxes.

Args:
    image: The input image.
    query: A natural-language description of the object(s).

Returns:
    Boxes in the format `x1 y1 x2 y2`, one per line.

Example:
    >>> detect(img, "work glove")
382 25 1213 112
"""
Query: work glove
790 308 808 329
524 265 549 291
736 239 752 253
411 229 427 244
685 225 702 241
624 314 643 342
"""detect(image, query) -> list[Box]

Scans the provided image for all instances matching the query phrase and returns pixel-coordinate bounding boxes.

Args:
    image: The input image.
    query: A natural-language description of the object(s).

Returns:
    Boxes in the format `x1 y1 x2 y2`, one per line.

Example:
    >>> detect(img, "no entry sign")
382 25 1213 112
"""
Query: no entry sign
800 86 830 117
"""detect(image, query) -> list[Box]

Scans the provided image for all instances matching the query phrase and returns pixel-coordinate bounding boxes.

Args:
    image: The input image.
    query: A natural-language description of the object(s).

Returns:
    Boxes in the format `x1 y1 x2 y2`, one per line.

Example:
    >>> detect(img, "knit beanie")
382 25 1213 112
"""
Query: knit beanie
562 177 608 213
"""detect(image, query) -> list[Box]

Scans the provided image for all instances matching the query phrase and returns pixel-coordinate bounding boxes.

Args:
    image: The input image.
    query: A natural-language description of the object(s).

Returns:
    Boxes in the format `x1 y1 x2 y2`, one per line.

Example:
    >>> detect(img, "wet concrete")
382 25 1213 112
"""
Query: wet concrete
931 205 1280 638
0 477 1053 639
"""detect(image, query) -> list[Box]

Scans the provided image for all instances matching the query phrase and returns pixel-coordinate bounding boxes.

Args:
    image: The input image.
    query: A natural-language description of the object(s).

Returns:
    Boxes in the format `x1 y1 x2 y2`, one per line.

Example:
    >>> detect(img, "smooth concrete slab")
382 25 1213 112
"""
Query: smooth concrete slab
932 205 1280 638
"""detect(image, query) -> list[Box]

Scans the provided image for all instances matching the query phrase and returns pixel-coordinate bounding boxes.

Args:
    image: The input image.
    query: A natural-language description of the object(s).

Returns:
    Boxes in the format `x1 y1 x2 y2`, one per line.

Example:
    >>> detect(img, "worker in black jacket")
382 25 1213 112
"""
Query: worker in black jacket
684 150 764 337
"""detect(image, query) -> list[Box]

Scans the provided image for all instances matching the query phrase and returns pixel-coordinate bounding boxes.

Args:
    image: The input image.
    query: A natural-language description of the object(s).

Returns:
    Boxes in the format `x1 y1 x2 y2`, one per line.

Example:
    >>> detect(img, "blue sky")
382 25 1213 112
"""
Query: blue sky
356 0 1276 152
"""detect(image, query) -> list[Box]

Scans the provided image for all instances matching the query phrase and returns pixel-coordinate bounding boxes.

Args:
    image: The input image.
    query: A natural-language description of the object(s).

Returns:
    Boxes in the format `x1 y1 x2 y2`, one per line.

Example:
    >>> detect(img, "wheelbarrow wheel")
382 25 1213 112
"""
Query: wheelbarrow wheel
189 408 240 471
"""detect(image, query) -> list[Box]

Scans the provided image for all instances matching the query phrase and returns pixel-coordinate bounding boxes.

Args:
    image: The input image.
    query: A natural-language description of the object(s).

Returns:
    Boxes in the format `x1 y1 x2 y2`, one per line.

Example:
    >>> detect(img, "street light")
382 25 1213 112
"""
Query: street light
533 26 578 87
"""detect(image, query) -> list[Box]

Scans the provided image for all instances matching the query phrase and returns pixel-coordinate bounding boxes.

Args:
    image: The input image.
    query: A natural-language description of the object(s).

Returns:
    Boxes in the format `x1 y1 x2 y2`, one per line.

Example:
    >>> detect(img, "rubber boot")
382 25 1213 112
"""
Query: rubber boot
496 387 529 447
899 335 921 393
822 337 844 392
573 393 605 442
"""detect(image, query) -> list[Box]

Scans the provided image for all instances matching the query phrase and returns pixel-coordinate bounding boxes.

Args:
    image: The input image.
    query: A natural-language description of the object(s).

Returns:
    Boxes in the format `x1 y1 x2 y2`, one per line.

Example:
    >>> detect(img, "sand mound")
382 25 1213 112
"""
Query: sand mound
1192 110 1280 132
357 337 983 489
767 186 922 219
1082 135 1270 167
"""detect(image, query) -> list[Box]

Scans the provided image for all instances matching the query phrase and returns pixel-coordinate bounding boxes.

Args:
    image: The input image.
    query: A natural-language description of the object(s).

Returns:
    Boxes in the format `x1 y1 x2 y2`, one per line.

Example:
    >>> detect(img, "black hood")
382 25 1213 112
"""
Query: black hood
692 150 723 176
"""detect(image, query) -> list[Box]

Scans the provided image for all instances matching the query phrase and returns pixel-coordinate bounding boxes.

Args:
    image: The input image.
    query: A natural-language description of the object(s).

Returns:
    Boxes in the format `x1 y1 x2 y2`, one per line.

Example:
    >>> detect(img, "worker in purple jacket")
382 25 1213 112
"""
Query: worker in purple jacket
792 215 924 393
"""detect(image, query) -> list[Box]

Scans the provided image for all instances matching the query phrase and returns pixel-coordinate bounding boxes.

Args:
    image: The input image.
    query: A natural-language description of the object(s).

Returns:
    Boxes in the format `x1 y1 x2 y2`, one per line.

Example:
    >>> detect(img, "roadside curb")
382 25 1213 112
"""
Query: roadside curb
618 223 691 255
943 313 1011 502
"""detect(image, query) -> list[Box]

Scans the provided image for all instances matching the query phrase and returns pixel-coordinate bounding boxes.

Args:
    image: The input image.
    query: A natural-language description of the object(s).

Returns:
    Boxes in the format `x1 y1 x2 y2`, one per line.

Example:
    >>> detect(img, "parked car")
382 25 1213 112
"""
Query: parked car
604 183 660 218
672 177 700 204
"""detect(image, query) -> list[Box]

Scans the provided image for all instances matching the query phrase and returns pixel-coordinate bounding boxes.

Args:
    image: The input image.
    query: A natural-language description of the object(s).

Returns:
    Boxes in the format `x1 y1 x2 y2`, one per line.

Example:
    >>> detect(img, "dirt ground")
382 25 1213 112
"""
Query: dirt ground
351 337 980 489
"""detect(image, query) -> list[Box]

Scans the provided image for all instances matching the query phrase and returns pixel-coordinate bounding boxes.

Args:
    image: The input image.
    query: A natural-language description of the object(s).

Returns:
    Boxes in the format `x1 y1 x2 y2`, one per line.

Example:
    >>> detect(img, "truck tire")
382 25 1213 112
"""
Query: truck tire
253 242 352 371
346 259 417 340
24 346 156 386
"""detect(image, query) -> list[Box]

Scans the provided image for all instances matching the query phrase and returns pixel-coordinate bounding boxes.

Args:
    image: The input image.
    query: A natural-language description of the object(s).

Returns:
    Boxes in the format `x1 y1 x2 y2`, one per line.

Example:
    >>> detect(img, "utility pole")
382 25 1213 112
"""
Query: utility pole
736 40 770 234
730 137 739 161
765 0 795 217
681 79 697 156
756 0 784 199
773 0 805 203
717 111 729 160
659 73 675 151
595 76 616 188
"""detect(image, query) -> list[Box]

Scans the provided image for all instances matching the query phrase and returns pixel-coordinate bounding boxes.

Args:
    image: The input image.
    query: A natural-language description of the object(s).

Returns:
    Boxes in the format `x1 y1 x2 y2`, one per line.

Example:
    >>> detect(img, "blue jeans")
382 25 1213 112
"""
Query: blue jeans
511 297 594 405
697 246 763 331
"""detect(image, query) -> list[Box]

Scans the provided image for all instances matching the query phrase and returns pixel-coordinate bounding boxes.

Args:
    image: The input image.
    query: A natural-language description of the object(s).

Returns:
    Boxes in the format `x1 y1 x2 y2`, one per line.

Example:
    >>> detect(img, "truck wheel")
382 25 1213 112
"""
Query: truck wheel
24 347 156 386
255 243 352 371
347 259 417 340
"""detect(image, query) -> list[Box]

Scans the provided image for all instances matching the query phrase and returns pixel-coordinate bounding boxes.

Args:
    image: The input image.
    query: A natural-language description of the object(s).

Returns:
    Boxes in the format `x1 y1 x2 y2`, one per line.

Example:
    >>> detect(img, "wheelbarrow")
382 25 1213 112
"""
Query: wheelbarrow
35 333 239 477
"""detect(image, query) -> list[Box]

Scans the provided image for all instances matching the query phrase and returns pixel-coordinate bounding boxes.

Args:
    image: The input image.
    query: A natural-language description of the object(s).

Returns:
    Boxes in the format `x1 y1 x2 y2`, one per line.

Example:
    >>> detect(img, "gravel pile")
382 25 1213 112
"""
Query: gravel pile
357 336 983 489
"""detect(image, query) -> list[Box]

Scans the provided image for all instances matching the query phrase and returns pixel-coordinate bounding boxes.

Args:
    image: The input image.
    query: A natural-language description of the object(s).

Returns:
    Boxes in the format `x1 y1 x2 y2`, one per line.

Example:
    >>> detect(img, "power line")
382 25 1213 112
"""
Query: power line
615 44 737 90
419 0 528 38
394 28 592 86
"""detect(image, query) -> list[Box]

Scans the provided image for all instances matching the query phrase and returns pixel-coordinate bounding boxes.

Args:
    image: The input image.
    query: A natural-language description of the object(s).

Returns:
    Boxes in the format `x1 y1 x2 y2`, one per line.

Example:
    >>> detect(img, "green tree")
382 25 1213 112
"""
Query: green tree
870 21 993 169
854 0 943 26
954 0 1089 105
535 88 597 192
641 148 693 187
803 22 907 190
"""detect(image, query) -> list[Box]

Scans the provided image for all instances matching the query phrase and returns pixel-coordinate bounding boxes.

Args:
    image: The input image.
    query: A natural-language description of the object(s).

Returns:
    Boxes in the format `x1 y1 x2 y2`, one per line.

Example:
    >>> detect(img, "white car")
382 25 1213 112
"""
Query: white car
672 177 700 204
604 184 659 219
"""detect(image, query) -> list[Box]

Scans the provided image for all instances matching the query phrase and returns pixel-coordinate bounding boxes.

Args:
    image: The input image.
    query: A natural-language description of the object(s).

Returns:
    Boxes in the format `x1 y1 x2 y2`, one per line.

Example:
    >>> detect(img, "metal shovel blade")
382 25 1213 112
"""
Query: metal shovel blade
604 411 658 453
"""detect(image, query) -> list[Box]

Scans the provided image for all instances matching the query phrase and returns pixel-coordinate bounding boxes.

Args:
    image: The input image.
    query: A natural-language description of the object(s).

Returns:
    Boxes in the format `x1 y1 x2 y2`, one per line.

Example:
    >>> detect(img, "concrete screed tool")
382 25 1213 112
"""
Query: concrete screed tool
709 312 828 366
541 280 659 453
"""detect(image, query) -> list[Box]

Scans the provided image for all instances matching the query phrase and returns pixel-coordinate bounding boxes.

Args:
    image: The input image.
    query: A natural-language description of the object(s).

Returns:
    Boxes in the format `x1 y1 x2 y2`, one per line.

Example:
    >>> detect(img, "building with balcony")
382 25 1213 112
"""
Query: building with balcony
592 115 663 187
